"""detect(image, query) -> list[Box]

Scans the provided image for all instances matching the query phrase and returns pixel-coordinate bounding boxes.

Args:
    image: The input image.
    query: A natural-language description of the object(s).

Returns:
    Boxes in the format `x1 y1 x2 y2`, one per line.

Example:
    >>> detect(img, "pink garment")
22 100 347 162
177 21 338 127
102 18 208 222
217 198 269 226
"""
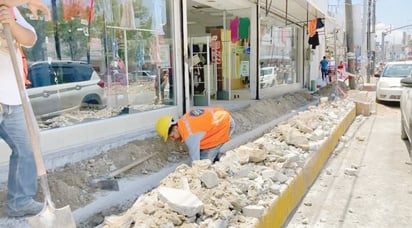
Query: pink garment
230 17 239 43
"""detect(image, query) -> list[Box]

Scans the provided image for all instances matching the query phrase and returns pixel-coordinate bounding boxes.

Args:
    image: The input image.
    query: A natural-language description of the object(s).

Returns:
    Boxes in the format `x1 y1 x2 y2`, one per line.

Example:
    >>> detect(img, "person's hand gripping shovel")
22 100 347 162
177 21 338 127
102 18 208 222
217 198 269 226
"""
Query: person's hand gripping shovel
2 23 76 227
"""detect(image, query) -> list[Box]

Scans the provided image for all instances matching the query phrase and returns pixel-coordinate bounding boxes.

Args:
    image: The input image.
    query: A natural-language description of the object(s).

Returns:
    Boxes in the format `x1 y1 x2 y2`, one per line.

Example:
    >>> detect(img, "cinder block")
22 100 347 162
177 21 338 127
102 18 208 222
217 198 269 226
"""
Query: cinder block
355 101 371 116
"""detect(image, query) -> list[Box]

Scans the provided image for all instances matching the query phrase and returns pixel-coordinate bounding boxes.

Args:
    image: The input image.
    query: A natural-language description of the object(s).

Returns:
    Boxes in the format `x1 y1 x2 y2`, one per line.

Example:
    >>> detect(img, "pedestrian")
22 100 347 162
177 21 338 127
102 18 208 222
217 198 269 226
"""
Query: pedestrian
154 69 169 103
155 107 235 163
320 56 329 81
0 5 43 217
337 60 345 71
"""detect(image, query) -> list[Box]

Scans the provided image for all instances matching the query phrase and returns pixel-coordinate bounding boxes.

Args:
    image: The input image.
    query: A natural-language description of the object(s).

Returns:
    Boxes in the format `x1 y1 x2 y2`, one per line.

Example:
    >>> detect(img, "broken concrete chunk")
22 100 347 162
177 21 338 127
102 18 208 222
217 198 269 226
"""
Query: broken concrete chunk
200 170 219 188
269 183 281 195
192 159 212 170
234 165 251 178
344 168 358 176
227 147 250 164
283 127 310 151
295 120 313 133
261 169 276 180
284 153 300 163
284 169 296 177
242 205 265 218
248 149 267 163
228 193 248 210
157 187 203 217
320 97 328 104
274 172 289 183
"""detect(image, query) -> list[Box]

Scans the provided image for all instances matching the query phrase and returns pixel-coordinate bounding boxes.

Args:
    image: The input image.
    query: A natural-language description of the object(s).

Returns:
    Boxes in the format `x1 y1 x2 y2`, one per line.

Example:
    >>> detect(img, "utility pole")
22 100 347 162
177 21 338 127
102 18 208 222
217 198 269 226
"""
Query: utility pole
345 0 356 89
366 0 376 83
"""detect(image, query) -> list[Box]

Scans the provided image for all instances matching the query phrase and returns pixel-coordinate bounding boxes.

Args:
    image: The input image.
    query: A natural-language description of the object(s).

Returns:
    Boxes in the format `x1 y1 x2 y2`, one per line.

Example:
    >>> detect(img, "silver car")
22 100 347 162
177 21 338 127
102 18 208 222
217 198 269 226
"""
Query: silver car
27 61 106 119
401 77 412 145
376 61 412 102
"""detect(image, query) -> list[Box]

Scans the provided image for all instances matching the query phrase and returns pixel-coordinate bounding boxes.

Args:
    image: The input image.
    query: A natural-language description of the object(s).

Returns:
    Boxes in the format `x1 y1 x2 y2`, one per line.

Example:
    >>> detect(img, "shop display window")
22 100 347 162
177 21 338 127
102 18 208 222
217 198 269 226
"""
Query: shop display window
21 0 177 129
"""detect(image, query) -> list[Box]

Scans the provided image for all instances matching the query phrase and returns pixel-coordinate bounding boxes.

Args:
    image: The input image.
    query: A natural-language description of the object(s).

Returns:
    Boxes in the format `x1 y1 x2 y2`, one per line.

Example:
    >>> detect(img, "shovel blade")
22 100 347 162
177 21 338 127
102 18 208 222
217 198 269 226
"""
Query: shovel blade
90 178 119 191
27 204 76 228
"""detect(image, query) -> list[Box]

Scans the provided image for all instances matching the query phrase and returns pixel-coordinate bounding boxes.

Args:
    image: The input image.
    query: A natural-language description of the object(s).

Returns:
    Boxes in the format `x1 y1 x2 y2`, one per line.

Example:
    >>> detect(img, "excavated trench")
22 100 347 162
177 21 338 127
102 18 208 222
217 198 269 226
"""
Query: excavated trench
0 87 340 227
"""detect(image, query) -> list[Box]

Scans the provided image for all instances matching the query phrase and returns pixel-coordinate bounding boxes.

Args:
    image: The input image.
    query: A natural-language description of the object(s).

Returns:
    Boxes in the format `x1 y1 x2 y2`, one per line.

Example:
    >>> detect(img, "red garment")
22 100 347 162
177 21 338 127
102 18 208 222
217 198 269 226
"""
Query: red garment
230 17 239 43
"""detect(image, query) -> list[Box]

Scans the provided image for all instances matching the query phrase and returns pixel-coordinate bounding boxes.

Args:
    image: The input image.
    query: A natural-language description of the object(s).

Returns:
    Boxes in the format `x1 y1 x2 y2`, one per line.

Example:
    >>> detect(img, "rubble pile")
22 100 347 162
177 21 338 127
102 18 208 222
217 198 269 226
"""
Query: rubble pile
98 98 355 228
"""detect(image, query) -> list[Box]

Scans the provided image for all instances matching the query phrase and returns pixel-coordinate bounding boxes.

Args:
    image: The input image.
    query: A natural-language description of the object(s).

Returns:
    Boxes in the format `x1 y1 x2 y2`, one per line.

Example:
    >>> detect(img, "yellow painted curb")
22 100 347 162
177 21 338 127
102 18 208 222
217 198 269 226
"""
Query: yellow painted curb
256 106 357 228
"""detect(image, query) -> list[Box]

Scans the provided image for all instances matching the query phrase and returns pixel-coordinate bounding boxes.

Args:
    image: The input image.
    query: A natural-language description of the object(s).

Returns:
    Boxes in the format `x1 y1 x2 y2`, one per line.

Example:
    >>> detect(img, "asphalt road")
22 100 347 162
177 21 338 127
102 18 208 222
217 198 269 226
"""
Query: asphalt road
286 100 412 227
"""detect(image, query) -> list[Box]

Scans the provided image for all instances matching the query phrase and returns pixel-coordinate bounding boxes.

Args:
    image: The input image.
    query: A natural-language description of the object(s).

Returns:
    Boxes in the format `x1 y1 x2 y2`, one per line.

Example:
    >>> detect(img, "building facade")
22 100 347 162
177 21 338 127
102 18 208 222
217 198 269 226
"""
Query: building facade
0 0 332 164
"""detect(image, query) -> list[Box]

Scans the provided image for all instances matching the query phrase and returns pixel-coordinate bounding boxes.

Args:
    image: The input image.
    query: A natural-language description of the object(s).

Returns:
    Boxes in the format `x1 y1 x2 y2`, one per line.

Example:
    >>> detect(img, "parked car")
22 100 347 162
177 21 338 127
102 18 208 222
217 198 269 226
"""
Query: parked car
400 77 412 144
260 67 277 88
27 61 106 119
376 61 412 102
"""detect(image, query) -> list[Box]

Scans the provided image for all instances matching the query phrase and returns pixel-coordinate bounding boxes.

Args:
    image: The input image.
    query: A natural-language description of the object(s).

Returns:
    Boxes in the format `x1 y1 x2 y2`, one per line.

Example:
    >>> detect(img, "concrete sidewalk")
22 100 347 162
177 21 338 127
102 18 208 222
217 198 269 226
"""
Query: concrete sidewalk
286 102 412 227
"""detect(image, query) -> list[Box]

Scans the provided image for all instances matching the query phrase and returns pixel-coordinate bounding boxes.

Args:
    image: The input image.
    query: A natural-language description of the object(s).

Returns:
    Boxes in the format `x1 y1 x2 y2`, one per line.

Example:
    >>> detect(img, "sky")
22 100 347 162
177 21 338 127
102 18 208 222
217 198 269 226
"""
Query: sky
330 0 412 31
329 0 412 44
374 0 412 31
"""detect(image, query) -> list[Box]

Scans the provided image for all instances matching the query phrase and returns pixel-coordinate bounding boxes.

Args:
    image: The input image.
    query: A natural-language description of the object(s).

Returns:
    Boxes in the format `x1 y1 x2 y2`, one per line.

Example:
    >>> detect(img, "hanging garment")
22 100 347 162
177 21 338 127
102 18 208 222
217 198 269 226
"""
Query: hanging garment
102 0 113 22
120 0 135 29
316 18 324 29
230 17 240 43
307 18 317 37
239 17 250 39
151 0 166 35
281 27 288 43
308 32 319 49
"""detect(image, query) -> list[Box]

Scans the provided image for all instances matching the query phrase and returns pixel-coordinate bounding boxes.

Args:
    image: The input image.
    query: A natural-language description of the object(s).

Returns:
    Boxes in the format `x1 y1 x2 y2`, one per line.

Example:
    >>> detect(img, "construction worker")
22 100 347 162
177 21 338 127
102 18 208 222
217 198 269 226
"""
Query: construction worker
156 107 235 163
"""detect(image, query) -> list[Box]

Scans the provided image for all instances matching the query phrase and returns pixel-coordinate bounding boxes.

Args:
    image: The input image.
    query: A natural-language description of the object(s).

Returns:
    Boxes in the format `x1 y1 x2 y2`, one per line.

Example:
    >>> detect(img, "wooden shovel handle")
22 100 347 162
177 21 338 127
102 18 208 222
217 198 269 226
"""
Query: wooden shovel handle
108 153 155 178
3 24 46 177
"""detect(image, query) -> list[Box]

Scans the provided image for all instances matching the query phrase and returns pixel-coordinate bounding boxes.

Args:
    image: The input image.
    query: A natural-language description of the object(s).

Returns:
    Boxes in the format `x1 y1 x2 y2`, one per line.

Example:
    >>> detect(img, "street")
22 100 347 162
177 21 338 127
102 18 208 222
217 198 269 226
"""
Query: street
286 100 412 227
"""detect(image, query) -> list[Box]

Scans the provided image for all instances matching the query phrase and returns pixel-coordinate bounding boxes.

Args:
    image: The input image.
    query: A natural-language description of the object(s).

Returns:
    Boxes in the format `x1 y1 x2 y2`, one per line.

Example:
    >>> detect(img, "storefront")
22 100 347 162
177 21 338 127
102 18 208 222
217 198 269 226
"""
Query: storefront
7 0 327 160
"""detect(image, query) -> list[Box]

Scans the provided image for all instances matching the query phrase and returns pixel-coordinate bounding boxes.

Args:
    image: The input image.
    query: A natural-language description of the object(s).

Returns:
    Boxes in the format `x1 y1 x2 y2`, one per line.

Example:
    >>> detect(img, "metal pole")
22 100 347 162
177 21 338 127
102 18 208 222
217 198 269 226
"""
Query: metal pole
368 0 376 83
334 28 337 80
345 0 356 89
366 0 371 82
381 32 386 62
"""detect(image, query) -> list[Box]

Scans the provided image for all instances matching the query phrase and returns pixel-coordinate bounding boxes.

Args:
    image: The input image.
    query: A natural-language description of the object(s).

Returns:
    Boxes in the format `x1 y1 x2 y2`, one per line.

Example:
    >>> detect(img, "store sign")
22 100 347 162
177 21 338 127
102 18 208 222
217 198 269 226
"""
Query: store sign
211 40 221 64
240 61 249 76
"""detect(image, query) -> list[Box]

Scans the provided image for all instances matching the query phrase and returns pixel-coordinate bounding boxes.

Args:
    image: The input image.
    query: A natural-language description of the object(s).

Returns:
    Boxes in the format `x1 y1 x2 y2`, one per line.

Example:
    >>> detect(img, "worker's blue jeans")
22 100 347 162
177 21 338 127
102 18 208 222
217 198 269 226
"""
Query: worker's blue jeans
200 117 236 162
0 104 38 211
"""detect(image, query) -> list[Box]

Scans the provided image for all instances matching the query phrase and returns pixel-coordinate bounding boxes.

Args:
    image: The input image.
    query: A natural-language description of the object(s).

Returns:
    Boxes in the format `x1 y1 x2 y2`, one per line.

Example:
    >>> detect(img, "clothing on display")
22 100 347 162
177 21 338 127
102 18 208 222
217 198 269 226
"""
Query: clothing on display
230 17 239 43
239 17 250 39
307 18 324 50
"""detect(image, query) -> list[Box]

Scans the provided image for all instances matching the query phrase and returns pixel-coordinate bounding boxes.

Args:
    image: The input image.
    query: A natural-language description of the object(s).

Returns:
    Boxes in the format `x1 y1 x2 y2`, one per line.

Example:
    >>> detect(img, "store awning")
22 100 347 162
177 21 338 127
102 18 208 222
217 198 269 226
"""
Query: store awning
259 0 328 26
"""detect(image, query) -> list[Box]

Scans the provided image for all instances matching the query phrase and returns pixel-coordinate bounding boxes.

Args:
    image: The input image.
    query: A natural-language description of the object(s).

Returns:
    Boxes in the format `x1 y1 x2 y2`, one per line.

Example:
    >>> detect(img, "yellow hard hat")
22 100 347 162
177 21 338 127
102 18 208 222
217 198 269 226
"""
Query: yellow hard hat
156 116 173 142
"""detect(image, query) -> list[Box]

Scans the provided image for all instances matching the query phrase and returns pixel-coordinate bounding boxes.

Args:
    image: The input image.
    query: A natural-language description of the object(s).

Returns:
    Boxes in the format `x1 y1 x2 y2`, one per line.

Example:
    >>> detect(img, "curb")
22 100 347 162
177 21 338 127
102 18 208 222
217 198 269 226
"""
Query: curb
256 106 356 227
